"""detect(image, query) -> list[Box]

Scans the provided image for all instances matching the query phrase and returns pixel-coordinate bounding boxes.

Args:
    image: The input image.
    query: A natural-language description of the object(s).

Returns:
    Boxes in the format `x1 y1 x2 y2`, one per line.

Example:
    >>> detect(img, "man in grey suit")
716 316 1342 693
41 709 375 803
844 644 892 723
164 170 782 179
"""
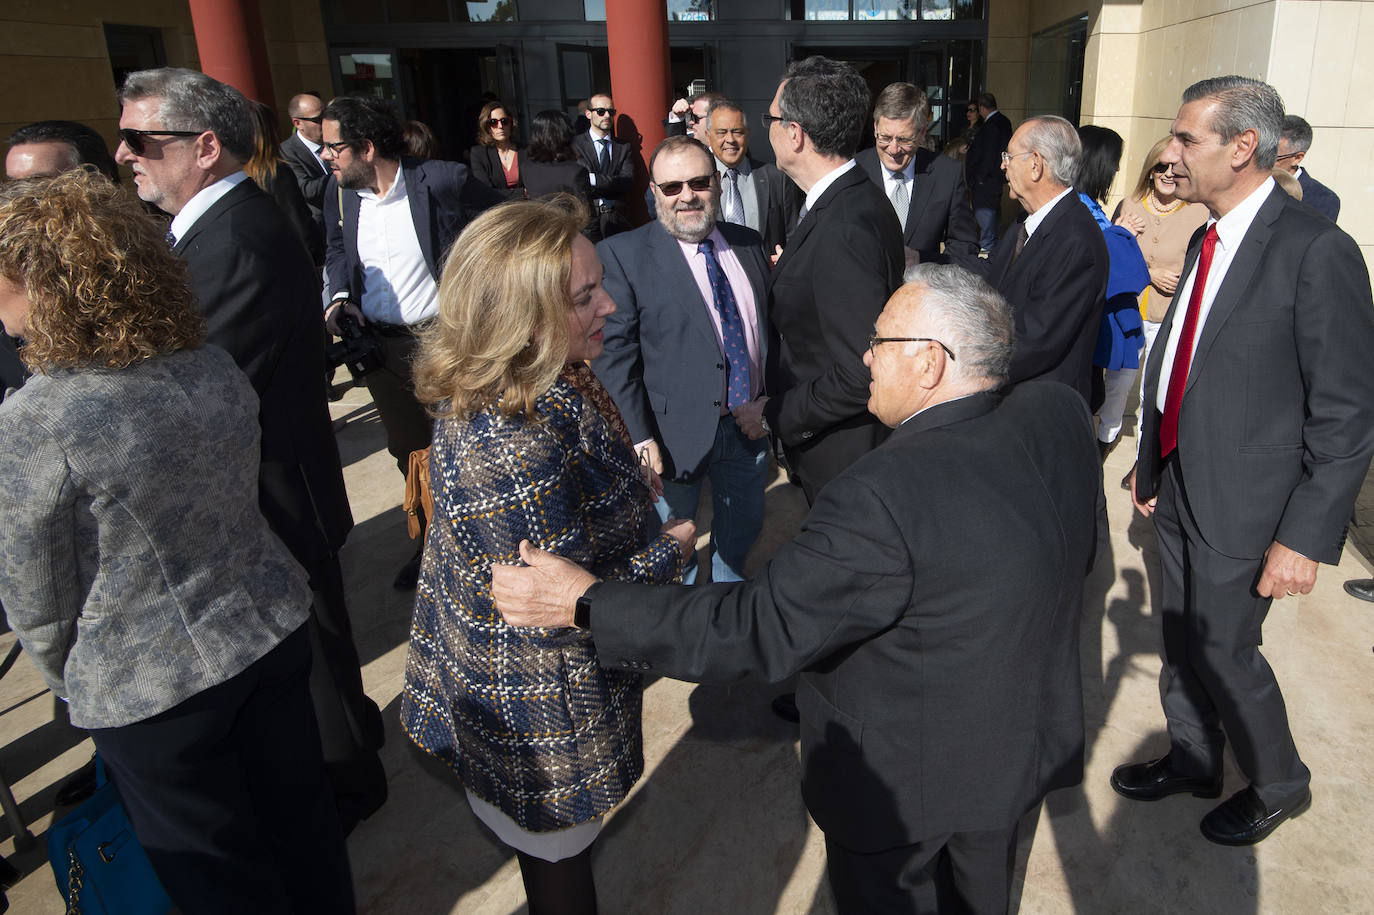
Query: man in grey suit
593 135 770 584
494 264 1099 913
701 98 798 254
1117 76 1374 846
279 91 330 258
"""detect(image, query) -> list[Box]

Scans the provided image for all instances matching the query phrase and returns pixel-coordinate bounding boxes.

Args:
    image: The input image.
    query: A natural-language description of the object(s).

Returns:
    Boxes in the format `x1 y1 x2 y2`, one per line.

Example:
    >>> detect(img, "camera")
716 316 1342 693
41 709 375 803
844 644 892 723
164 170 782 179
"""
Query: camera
325 313 383 381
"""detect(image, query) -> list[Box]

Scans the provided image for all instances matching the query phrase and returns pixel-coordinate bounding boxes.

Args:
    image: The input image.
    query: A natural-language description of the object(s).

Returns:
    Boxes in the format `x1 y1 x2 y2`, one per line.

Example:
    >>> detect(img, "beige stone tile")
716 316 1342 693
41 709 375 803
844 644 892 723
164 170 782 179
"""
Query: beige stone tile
1305 1 1361 125
1178 15 1216 93
1160 22 1189 106
0 22 104 58
1207 8 1243 75
1234 1 1278 78
987 62 1028 109
1327 127 1373 245
1091 32 1142 118
1345 1 1374 128
988 35 1030 63
1267 0 1320 114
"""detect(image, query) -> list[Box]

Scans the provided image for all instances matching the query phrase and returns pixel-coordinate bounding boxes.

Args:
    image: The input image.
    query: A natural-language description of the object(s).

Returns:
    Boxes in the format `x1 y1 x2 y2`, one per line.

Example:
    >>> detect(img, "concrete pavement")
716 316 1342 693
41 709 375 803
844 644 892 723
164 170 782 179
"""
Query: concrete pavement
2 382 1372 913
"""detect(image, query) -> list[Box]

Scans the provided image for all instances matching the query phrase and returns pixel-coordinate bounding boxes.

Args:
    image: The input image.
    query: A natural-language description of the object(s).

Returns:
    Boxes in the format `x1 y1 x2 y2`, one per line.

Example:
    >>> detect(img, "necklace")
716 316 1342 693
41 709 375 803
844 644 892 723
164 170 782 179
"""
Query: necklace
1147 190 1185 216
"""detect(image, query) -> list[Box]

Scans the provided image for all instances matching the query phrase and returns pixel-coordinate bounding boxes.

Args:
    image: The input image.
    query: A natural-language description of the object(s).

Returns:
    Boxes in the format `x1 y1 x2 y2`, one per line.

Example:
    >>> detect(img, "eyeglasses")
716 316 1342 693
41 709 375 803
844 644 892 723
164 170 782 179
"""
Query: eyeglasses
294 115 323 124
868 334 957 361
760 112 789 129
1001 150 1035 165
688 112 705 124
488 117 512 128
118 128 204 156
1151 162 1173 174
590 107 616 117
876 133 918 150
319 140 353 157
1275 151 1301 161
654 173 715 196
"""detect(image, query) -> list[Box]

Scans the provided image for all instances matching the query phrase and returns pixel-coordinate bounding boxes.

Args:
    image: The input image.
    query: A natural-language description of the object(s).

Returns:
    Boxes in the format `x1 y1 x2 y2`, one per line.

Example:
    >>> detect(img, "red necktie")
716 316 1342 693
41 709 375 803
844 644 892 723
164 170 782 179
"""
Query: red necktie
1160 224 1219 457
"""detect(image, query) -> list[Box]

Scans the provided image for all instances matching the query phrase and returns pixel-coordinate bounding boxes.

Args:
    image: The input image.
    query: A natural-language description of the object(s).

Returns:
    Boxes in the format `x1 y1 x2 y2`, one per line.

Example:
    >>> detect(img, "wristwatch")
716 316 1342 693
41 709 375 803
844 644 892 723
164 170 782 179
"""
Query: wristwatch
574 581 602 630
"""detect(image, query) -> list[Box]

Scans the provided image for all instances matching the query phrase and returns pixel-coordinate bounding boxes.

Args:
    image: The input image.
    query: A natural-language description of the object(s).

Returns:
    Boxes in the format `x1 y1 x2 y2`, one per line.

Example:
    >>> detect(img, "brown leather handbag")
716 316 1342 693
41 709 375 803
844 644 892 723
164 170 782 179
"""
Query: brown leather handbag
403 447 433 540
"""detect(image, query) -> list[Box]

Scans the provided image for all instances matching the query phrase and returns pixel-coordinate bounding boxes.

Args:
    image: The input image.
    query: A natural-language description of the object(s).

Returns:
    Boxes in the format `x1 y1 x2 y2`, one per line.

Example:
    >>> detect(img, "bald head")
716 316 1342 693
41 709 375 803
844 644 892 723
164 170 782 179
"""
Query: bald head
288 92 324 144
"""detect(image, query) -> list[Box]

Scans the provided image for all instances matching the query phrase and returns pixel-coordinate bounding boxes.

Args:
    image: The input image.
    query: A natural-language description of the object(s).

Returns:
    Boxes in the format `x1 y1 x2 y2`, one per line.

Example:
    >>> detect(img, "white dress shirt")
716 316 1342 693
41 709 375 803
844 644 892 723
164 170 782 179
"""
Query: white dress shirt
880 157 916 222
797 159 857 225
587 126 612 192
1023 186 1074 240
342 168 438 326
1155 177 1273 412
169 171 249 245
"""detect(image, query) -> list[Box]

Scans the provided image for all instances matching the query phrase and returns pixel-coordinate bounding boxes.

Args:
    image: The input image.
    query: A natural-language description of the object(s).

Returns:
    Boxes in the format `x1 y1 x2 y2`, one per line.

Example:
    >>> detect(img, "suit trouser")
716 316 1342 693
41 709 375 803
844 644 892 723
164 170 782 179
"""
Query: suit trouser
90 626 356 915
973 206 1000 252
1154 459 1311 806
824 825 1017 915
659 415 768 583
365 329 433 482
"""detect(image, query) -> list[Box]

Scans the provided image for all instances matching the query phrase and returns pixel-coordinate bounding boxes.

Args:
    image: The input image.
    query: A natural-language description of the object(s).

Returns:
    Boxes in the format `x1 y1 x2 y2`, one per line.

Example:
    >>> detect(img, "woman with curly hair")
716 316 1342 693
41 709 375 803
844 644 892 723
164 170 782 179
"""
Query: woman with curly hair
400 195 693 913
0 171 354 914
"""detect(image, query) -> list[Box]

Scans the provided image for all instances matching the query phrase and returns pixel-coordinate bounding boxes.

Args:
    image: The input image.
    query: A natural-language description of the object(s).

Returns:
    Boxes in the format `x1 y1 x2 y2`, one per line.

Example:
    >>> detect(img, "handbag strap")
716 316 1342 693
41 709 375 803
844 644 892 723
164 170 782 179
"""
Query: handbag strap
65 847 84 914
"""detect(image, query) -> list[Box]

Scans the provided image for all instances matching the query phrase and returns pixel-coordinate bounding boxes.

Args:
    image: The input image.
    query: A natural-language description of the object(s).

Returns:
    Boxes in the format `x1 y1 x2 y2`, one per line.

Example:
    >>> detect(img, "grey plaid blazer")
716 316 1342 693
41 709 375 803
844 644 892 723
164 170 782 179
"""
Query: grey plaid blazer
0 346 311 728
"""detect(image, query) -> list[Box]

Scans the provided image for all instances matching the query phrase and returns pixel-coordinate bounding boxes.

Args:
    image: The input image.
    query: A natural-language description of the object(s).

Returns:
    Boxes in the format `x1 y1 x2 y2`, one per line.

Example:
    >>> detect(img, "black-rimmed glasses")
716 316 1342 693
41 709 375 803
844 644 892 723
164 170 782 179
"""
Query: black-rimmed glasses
760 112 788 129
868 334 957 361
319 140 353 157
118 128 205 156
1275 151 1301 161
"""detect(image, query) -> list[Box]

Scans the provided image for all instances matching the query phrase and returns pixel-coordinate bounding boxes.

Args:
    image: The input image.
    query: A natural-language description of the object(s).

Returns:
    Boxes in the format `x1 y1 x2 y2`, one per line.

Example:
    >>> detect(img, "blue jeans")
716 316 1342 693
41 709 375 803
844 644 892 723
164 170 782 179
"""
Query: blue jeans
974 206 1001 252
657 415 768 584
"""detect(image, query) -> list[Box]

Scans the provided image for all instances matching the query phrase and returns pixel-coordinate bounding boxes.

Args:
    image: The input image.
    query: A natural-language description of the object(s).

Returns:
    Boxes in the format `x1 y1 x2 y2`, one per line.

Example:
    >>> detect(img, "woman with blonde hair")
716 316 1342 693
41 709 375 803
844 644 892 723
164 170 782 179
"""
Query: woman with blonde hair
0 170 353 913
1111 136 1210 482
400 195 693 913
468 99 524 199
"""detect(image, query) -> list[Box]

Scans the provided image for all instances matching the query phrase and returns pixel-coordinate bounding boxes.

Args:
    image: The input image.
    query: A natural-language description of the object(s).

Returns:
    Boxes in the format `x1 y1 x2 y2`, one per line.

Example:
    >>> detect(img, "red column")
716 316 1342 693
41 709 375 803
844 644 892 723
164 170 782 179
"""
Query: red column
187 0 276 105
605 0 671 224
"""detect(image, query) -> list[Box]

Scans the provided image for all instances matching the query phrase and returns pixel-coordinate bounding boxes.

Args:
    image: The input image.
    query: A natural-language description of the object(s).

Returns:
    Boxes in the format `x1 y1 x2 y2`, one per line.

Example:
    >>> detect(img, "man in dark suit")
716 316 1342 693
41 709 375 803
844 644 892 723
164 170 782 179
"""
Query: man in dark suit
1277 114 1340 222
279 91 330 259
732 56 905 505
701 98 799 255
593 135 771 584
322 94 498 589
493 265 1099 913
856 82 980 269
964 91 1013 253
1118 76 1374 846
664 90 722 139
572 92 636 240
114 67 385 835
973 115 1109 405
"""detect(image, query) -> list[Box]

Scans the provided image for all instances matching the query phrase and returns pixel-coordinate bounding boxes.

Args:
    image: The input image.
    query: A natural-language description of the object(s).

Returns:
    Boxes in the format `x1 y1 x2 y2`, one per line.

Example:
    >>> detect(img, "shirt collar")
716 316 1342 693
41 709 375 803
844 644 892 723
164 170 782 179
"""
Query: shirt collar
296 132 322 155
885 156 916 182
169 171 249 243
1210 175 1275 252
359 164 407 203
1024 186 1074 238
803 159 857 215
715 155 751 178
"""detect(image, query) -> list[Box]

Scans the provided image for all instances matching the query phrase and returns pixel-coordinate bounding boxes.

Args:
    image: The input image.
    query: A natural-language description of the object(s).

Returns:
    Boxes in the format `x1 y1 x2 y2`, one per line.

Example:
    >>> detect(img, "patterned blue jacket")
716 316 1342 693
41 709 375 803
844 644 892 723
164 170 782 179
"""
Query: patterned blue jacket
401 375 682 831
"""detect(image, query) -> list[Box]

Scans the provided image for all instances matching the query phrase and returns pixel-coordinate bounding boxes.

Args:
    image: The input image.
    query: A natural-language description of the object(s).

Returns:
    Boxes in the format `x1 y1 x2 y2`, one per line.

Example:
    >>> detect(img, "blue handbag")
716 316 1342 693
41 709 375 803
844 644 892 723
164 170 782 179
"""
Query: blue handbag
46 757 172 914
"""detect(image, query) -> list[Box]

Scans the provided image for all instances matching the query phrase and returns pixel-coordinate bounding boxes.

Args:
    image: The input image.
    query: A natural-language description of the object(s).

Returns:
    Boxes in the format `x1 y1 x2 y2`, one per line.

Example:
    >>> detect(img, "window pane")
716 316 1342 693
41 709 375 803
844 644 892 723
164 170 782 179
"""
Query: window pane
584 0 605 21
388 0 448 21
804 0 849 21
463 0 516 20
668 0 713 20
338 52 398 101
921 0 983 19
855 0 917 21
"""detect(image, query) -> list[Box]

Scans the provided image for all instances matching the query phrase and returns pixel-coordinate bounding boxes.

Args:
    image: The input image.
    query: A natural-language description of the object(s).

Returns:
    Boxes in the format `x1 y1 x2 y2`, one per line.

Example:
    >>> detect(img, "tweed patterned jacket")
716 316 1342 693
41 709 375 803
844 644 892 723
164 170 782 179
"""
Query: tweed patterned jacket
401 374 682 832
0 346 311 729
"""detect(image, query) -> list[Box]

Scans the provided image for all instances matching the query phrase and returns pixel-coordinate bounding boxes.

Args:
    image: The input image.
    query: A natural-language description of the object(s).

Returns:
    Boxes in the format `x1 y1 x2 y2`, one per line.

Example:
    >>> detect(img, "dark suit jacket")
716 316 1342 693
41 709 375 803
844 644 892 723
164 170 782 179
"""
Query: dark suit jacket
571 130 635 203
1135 185 1374 562
965 110 1012 209
1296 169 1340 222
589 381 1098 851
468 143 525 199
324 157 499 305
592 220 770 480
175 178 353 563
522 158 592 202
763 165 906 500
977 193 1109 404
0 334 25 401
730 157 800 255
856 146 981 267
279 132 329 230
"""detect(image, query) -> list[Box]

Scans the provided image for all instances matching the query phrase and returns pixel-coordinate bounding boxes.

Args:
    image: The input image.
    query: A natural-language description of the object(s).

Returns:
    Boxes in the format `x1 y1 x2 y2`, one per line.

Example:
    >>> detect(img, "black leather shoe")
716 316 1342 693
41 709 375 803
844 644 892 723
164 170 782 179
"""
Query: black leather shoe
392 548 423 591
1200 786 1310 846
54 756 99 806
1110 756 1221 801
1344 579 1374 603
770 692 800 724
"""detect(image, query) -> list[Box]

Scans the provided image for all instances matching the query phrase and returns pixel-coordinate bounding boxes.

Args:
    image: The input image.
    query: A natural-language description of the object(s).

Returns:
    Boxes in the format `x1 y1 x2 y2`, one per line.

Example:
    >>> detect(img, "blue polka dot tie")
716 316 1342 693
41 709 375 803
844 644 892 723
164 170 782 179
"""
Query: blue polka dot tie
697 238 751 410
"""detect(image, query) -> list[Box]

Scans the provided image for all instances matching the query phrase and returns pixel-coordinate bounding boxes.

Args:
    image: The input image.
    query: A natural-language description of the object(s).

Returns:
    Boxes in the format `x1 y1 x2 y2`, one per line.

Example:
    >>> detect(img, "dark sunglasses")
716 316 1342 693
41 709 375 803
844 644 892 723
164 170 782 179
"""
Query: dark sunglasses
295 115 323 124
1151 162 1173 174
688 112 704 123
590 107 616 117
488 116 512 127
655 173 715 196
118 128 204 156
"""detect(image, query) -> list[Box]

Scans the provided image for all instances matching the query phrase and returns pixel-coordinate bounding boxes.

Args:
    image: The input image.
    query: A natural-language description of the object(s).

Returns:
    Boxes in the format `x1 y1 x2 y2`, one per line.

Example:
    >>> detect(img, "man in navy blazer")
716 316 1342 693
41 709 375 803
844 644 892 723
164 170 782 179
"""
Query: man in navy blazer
1119 77 1374 847
1277 114 1340 222
856 82 981 270
964 92 1014 253
593 136 771 583
321 94 498 588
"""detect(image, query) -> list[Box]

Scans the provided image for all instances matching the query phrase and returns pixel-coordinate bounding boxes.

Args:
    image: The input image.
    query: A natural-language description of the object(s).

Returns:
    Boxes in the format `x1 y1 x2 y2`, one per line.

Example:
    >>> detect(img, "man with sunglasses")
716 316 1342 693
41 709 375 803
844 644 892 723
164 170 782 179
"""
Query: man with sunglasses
664 90 721 140
493 265 1099 914
572 92 636 240
592 135 771 585
114 64 386 844
280 91 331 253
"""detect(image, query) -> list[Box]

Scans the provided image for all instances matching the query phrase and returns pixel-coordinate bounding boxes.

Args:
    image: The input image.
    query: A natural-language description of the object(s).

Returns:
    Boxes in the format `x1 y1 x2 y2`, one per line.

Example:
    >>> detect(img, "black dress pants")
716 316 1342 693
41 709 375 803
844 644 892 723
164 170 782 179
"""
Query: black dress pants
365 328 433 481
90 626 356 915
825 826 1017 915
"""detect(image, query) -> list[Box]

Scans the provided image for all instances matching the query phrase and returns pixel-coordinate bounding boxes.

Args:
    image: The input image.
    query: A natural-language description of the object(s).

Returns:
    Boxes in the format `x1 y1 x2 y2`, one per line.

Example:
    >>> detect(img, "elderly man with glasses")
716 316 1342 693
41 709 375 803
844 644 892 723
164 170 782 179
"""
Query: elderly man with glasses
493 264 1100 915
856 82 981 270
